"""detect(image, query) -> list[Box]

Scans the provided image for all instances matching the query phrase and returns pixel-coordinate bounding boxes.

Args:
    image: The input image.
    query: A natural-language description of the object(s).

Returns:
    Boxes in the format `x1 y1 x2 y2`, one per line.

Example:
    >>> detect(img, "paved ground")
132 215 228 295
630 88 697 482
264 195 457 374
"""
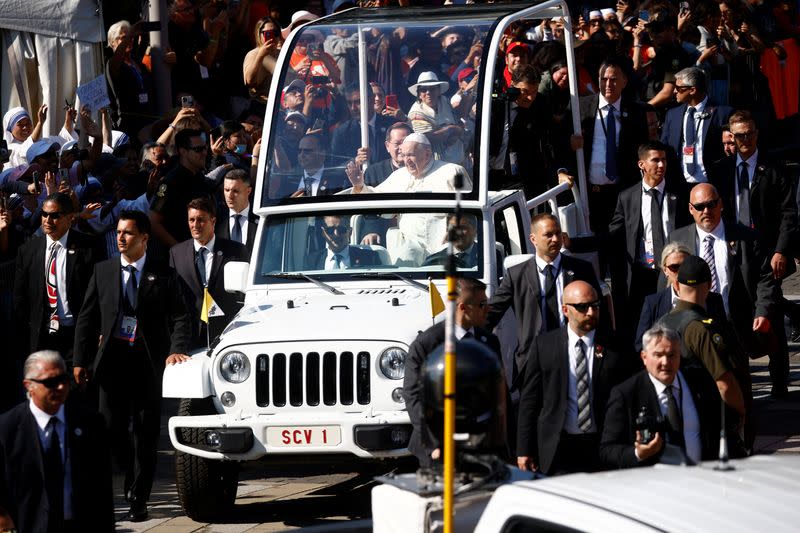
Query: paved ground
115 271 800 532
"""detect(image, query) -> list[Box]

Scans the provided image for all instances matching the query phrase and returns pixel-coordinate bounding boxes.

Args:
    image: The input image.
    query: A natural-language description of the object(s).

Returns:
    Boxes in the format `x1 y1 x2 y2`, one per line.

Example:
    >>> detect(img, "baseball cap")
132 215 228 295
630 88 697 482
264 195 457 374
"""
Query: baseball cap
283 79 306 95
457 67 477 84
26 139 60 163
677 255 712 286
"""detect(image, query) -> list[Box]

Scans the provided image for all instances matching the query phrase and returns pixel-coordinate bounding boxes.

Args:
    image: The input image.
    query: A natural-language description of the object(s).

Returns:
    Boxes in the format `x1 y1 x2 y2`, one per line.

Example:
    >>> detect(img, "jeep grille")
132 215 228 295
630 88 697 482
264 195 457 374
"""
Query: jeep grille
255 352 371 407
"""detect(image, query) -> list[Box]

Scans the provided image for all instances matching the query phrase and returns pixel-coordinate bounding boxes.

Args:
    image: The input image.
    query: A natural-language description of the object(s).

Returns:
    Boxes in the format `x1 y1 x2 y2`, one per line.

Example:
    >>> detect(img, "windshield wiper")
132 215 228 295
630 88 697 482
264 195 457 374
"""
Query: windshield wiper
352 272 429 292
262 273 343 295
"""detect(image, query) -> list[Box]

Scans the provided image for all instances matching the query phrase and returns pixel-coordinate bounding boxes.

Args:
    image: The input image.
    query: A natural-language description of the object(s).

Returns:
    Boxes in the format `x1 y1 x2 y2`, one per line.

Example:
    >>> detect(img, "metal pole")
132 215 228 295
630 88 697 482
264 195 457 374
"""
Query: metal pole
443 176 463 533
149 0 173 115
357 26 369 171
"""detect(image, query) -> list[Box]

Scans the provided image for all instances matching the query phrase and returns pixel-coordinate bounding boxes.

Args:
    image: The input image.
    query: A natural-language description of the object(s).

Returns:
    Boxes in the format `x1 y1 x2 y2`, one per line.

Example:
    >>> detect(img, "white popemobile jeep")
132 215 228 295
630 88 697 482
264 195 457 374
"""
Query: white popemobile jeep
162 0 592 521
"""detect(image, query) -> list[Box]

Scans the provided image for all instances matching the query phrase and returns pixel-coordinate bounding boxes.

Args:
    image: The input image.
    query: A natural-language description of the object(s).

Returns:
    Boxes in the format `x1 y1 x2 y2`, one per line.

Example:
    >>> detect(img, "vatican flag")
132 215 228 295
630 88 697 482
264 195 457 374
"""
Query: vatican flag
200 288 225 323
429 279 445 318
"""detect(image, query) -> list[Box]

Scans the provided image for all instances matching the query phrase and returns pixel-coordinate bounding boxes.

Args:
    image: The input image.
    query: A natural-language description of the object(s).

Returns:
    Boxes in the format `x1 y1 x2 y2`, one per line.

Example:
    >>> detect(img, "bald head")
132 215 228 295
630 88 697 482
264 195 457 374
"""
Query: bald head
688 183 723 232
562 280 600 336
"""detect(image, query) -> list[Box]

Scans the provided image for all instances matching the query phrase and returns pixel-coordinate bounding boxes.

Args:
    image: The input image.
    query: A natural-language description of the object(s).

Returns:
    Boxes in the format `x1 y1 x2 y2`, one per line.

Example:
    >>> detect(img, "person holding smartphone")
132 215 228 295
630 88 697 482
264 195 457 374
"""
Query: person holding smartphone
243 17 283 104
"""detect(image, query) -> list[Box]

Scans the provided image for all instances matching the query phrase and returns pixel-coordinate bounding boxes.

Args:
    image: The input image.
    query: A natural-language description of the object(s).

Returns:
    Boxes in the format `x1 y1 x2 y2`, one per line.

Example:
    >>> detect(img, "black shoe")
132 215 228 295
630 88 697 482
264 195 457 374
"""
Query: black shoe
125 501 149 522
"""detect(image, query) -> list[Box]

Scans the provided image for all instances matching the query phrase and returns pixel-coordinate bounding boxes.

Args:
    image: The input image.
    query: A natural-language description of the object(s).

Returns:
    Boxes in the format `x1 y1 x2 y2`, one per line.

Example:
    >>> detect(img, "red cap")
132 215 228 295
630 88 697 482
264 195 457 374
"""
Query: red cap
506 41 529 56
458 67 477 83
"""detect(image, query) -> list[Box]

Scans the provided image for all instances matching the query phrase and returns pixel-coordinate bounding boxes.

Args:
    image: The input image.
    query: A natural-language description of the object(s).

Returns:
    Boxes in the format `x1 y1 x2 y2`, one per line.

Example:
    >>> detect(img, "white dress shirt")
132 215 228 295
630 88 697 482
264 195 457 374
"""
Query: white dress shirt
647 371 702 464
44 231 73 326
535 253 565 332
589 94 622 185
565 327 596 434
229 204 251 244
193 236 216 286
120 252 146 297
455 324 475 340
298 168 324 196
734 149 758 225
324 246 352 270
30 401 73 519
682 97 709 183
640 179 670 266
695 221 730 311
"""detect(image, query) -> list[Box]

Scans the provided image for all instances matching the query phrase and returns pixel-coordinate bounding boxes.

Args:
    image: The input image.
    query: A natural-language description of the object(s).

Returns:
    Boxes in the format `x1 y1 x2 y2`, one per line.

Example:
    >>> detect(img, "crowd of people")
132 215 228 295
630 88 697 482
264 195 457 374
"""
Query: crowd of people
0 0 797 530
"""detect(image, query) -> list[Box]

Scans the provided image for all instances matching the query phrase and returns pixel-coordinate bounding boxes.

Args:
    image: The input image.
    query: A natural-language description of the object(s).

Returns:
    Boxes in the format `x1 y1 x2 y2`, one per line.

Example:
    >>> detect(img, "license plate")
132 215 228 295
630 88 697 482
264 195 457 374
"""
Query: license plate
266 426 341 447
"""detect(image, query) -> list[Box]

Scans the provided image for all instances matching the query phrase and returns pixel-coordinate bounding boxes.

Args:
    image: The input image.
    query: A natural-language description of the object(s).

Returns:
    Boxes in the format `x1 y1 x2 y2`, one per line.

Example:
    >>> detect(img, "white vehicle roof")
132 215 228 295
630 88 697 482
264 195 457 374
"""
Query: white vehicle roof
475 455 800 532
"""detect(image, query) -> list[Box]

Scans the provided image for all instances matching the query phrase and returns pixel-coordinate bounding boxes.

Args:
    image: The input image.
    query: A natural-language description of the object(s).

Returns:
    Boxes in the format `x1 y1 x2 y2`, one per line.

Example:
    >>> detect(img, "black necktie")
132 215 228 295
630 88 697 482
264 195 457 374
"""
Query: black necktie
43 417 64 529
124 265 138 311
664 385 686 452
304 177 315 197
737 161 750 226
647 188 666 263
544 265 559 331
605 104 619 182
231 214 243 243
196 247 208 287
685 106 697 175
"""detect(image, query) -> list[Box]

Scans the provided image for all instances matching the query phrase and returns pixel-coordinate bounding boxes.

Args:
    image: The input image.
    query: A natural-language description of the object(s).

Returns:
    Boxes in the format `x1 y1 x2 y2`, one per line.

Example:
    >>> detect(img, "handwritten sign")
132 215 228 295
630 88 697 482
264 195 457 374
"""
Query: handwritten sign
76 75 110 113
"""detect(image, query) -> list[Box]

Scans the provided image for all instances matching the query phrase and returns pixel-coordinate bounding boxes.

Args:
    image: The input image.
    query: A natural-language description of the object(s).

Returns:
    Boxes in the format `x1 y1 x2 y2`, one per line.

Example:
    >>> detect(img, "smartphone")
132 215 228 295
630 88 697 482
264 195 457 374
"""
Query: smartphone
58 168 70 184
32 171 41 192
262 29 278 41
679 1 690 14
0 194 7 211
639 10 649 22
385 94 399 109
141 21 161 32
311 118 324 130
181 95 194 108
310 75 330 85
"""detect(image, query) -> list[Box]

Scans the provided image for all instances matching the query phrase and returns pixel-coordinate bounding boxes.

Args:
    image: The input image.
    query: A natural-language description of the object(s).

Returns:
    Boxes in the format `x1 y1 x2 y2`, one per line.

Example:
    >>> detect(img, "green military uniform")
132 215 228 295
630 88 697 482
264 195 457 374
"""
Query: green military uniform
658 299 751 456
149 164 215 244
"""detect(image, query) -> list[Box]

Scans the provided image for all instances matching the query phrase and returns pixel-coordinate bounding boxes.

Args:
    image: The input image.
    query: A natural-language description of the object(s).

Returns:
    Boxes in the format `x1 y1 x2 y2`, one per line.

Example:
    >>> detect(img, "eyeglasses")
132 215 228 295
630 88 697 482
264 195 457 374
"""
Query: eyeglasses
665 263 682 273
188 145 207 153
690 198 720 211
41 211 64 220
417 86 435 93
565 300 601 313
29 373 69 389
674 85 694 92
323 225 349 235
732 131 755 141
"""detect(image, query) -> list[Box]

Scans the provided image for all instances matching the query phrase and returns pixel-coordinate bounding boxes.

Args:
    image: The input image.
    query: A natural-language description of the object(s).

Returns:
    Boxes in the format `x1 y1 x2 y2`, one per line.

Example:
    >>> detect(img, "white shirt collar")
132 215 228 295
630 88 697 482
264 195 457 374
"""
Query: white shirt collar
535 252 562 273
598 94 621 111
567 326 596 348
696 220 726 242
647 370 680 394
120 252 147 272
736 148 758 167
46 230 70 250
455 324 474 340
642 179 666 193
194 235 216 254
689 96 708 113
232 204 250 218
29 399 66 431
303 167 325 181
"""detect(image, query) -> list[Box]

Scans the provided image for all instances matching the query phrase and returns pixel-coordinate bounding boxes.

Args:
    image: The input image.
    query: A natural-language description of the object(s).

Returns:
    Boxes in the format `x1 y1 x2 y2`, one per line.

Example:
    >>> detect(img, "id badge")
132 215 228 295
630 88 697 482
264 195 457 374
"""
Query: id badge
49 318 60 333
138 93 149 104
115 315 137 343
683 145 695 164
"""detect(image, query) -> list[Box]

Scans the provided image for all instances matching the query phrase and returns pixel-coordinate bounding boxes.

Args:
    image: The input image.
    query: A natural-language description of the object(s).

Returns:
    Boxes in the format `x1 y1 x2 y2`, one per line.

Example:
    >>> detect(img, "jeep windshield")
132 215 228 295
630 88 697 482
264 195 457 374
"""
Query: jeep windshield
254 209 484 282
259 10 501 207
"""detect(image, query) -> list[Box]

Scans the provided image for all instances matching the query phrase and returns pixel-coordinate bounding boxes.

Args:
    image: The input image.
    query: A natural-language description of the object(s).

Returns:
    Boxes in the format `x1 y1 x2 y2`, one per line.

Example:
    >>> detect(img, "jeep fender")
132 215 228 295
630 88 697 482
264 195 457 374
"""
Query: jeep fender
163 353 214 398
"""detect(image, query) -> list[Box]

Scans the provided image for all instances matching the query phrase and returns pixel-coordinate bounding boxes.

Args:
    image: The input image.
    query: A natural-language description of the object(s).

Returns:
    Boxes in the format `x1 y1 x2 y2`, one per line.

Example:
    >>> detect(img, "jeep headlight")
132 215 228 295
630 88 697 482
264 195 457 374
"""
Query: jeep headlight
219 351 251 383
379 347 407 380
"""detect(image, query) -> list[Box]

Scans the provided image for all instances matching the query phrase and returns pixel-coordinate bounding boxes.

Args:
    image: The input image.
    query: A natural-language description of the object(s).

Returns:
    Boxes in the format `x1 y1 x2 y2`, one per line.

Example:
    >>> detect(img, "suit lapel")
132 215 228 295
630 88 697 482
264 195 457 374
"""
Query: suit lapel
700 107 713 144
137 257 157 307
558 328 569 398
65 232 78 281
628 187 642 244
23 408 47 479
209 244 224 284
591 336 605 393
523 259 543 334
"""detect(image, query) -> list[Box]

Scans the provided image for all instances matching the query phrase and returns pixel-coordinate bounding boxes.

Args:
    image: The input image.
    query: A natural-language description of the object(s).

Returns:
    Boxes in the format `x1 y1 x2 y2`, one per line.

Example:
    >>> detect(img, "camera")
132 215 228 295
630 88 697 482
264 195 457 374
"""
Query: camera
181 95 194 108
635 406 661 445
65 145 89 161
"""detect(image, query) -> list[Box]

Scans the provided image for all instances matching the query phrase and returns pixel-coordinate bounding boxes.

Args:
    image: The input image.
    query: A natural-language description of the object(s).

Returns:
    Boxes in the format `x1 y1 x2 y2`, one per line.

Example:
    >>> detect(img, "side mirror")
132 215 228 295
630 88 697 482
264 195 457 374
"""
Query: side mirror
224 261 249 293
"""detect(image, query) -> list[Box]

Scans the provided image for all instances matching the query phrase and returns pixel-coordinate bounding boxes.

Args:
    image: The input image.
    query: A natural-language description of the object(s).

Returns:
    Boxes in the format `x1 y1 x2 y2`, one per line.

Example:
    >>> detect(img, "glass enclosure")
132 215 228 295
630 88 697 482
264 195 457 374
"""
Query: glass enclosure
260 9 505 206
254 209 484 280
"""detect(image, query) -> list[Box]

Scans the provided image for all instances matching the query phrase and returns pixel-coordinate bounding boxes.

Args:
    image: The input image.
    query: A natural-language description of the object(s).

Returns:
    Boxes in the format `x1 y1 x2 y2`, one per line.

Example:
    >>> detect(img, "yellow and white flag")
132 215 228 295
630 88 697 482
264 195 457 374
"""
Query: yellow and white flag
200 288 225 323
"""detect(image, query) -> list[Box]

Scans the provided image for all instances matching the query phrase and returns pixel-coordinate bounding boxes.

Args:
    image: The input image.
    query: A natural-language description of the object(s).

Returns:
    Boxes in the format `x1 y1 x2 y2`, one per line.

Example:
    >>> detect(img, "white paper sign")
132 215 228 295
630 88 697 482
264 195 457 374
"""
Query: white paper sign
76 75 111 113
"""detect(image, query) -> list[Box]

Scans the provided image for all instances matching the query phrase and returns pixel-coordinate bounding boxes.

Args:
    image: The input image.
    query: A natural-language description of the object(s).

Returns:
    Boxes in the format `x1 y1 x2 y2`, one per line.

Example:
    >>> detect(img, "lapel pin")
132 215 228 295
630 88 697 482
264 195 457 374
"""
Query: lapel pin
595 344 604 359
74 428 82 437
67 249 75 255
566 270 574 277
147 274 156 281
216 250 223 257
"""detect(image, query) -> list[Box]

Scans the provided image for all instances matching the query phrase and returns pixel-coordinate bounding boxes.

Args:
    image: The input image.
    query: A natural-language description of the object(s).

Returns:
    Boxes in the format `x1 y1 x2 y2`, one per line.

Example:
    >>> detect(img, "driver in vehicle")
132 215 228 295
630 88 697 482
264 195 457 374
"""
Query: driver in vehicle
422 213 479 268
307 215 381 270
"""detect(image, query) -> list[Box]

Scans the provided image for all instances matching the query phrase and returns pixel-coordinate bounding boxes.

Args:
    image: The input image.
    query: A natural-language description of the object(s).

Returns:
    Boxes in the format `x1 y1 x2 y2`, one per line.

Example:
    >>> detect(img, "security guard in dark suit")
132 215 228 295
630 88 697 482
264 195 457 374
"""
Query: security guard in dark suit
73 210 191 522
403 278 503 467
657 255 750 456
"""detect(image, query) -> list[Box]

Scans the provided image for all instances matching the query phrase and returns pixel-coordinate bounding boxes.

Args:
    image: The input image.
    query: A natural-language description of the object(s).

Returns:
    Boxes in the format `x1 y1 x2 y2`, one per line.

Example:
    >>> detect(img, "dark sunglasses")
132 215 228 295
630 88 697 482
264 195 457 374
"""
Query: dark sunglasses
674 85 694 92
30 373 69 389
323 225 349 235
665 263 682 273
41 211 64 220
565 300 600 313
690 198 720 211
732 132 755 141
188 145 207 153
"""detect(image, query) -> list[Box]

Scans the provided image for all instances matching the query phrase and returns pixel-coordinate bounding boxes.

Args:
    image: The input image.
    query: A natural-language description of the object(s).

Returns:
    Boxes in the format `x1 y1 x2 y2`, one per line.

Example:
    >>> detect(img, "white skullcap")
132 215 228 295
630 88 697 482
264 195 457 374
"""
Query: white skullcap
601 8 615 17
589 10 602 19
402 132 431 146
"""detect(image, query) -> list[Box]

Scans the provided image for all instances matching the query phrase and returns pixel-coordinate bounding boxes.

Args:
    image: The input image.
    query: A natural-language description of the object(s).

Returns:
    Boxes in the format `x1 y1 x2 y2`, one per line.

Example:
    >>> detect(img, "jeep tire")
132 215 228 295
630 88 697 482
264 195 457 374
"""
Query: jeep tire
175 398 240 521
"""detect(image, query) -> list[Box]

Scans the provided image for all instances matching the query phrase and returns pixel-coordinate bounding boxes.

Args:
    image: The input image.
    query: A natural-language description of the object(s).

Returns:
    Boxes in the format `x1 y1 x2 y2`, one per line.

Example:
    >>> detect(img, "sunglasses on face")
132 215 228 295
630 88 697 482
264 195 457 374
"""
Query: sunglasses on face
665 263 682 273
41 211 64 220
732 132 755 141
674 85 693 92
691 198 720 211
323 225 349 235
565 300 601 313
30 373 69 389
